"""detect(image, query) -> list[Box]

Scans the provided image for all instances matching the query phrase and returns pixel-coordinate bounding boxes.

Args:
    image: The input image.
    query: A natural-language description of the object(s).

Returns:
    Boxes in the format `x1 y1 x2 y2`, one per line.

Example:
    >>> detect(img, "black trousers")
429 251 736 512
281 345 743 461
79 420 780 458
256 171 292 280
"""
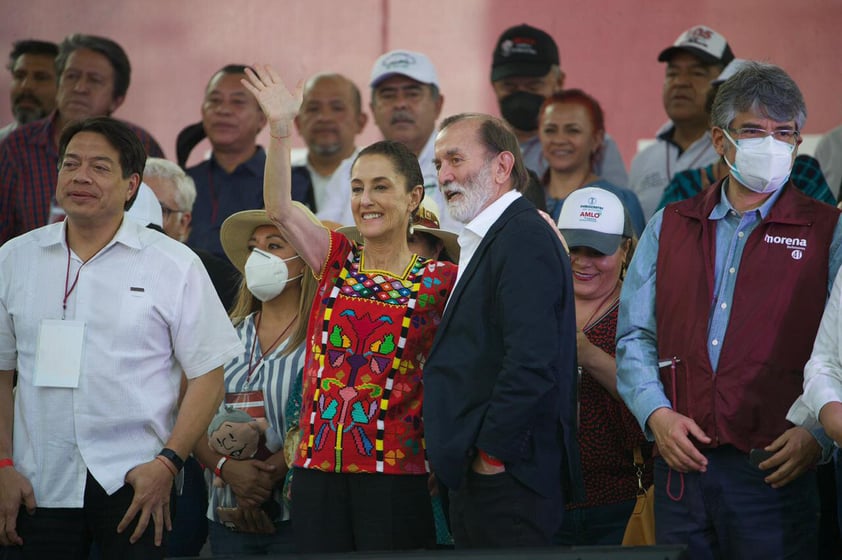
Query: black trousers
291 467 435 553
7 471 171 560
449 469 561 549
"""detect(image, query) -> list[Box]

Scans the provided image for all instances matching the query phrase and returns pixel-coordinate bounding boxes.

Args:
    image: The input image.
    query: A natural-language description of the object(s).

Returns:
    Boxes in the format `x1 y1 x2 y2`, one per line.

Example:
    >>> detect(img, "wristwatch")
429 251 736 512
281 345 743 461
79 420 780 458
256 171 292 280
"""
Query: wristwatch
157 448 184 472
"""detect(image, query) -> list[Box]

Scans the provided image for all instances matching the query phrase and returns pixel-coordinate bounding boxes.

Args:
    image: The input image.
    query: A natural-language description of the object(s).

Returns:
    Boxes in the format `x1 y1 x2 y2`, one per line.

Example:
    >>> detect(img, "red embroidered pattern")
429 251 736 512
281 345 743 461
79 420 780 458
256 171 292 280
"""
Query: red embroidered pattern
295 232 456 475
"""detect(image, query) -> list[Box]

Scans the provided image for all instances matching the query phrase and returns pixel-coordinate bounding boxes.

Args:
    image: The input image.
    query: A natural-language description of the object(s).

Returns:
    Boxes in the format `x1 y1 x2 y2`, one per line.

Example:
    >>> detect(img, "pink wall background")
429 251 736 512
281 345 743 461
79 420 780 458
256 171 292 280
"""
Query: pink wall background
3 0 841 170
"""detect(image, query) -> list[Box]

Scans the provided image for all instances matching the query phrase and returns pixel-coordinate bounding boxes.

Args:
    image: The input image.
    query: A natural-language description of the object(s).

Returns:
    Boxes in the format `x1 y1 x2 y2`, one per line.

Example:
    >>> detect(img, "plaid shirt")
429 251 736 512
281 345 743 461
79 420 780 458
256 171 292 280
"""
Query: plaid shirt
0 112 164 245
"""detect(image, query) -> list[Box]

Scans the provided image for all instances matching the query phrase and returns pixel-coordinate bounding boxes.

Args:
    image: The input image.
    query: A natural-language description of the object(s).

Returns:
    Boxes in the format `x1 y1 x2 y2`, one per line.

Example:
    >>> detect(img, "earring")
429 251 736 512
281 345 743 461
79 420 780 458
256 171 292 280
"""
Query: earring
409 224 415 235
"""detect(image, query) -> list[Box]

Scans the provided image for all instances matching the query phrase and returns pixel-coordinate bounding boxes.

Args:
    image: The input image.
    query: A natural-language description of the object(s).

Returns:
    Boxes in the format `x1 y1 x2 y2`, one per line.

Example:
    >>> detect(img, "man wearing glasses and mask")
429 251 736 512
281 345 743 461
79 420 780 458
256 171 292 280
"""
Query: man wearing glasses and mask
617 62 842 560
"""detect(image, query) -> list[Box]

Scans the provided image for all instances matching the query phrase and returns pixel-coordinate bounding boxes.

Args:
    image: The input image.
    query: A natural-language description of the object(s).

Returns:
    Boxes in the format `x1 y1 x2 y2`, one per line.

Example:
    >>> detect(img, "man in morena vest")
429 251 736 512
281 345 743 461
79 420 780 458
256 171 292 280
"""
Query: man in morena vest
616 62 842 559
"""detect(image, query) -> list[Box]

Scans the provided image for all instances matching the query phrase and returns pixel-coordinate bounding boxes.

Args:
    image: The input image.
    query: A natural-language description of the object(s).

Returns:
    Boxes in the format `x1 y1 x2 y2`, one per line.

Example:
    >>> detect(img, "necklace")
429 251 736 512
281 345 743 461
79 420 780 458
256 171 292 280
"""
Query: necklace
246 311 298 381
580 282 621 333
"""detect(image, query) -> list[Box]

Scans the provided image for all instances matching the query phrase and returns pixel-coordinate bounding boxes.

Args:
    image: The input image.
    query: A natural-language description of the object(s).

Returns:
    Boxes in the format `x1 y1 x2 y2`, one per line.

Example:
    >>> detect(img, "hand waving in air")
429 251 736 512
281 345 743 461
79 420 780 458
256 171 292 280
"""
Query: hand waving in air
241 64 301 127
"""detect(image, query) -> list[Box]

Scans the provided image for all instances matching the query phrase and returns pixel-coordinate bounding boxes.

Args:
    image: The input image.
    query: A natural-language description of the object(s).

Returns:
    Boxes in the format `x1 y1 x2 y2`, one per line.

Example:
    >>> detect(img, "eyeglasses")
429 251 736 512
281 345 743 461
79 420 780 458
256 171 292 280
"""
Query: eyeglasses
726 127 800 145
160 204 183 218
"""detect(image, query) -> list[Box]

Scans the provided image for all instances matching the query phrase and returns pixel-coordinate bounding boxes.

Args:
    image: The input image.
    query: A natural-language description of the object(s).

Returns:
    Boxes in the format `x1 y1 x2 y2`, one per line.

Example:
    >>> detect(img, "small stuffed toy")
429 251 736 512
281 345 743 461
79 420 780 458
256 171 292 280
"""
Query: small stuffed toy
207 406 281 488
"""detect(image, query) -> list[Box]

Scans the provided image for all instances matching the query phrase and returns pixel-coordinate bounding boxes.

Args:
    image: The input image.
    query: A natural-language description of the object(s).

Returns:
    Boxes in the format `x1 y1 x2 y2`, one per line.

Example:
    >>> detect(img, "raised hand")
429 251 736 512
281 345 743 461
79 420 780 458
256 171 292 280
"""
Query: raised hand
241 64 301 126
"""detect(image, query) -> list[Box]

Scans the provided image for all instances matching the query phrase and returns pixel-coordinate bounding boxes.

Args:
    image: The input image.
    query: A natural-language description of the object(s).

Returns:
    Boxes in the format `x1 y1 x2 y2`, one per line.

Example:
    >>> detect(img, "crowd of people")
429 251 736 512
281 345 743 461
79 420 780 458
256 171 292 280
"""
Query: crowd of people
1 20 842 560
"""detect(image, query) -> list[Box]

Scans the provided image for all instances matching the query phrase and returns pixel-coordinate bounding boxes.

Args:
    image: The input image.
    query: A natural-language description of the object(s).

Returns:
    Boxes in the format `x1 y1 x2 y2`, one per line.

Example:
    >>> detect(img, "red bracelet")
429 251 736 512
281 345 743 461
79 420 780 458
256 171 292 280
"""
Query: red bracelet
155 455 177 476
269 133 290 141
478 449 504 467
0 458 13 469
214 456 229 478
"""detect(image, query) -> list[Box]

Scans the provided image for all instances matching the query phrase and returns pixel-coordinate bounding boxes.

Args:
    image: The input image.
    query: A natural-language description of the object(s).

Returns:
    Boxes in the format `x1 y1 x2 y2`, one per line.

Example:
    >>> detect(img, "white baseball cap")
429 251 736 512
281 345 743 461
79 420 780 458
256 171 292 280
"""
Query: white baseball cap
126 182 163 228
557 187 632 255
712 58 748 86
658 25 734 67
370 50 440 88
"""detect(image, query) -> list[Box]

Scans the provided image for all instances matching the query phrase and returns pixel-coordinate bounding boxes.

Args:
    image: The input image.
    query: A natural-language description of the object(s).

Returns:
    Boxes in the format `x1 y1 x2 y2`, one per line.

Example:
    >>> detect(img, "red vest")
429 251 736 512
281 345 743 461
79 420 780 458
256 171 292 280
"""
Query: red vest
655 182 839 452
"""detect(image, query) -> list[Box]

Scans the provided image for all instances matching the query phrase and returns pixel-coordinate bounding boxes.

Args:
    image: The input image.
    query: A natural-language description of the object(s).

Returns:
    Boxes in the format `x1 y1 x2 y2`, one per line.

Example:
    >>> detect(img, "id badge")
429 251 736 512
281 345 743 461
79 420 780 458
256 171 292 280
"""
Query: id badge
225 390 266 420
34 319 85 388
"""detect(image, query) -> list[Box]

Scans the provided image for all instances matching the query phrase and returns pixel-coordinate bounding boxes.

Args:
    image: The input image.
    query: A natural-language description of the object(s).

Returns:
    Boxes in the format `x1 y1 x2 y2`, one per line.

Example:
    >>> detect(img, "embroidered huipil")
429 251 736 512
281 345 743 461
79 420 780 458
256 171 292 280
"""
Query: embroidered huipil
294 231 456 475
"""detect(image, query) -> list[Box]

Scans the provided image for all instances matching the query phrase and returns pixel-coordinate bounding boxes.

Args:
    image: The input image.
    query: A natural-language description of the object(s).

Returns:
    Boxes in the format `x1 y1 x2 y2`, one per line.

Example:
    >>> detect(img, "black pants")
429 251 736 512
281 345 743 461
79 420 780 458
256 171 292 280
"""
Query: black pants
449 469 561 548
7 471 171 560
291 467 435 553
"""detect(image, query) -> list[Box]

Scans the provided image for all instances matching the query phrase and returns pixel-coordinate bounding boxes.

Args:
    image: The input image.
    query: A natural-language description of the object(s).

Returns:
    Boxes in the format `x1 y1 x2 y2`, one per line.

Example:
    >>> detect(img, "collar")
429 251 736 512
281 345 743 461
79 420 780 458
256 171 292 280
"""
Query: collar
657 123 712 153
309 147 360 178
461 190 521 242
709 178 784 221
36 216 146 253
210 145 266 176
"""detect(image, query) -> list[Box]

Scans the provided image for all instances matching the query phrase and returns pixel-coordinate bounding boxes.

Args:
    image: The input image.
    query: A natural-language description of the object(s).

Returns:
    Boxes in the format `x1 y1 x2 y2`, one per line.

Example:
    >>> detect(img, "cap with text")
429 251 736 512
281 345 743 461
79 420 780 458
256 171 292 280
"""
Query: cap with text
491 24 559 82
657 25 734 67
370 50 440 89
557 187 632 255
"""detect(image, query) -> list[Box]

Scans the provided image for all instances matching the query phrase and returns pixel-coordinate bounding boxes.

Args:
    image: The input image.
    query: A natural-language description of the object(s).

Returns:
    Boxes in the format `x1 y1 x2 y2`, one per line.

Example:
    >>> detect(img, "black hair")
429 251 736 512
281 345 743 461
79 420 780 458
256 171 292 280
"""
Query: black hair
56 34 131 100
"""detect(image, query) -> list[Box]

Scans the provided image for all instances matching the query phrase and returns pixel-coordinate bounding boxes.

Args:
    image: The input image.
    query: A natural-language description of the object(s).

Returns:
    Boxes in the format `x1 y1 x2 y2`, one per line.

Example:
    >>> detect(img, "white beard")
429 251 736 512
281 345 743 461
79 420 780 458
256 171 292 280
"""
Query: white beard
442 163 494 224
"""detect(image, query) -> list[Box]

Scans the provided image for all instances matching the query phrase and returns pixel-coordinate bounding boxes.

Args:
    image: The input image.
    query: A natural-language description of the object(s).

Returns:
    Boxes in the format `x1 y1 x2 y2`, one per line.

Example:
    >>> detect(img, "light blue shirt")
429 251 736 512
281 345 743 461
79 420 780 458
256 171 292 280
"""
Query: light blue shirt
616 181 842 455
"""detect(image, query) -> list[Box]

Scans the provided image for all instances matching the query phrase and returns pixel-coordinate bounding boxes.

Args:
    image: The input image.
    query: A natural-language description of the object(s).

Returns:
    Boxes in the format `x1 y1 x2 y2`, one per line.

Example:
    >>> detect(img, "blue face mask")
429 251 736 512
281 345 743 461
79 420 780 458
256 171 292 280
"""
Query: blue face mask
722 130 795 194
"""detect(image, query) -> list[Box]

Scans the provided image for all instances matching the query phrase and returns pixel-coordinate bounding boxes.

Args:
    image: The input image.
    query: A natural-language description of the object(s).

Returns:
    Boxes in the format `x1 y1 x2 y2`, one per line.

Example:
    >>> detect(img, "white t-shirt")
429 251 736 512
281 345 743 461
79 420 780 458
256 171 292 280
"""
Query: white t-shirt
293 148 355 214
0 219 241 506
628 124 719 220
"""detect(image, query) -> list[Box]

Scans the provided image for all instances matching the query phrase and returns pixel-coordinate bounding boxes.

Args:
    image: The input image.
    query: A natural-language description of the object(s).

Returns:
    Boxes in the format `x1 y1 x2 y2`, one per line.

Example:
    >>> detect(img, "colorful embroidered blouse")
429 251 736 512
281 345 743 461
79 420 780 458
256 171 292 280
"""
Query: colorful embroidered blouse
294 231 456 475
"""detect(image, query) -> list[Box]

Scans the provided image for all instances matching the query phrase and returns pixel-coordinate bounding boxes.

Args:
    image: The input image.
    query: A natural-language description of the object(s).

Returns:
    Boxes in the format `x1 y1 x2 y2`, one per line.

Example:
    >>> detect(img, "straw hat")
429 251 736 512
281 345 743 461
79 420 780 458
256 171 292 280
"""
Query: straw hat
337 196 460 260
220 202 321 273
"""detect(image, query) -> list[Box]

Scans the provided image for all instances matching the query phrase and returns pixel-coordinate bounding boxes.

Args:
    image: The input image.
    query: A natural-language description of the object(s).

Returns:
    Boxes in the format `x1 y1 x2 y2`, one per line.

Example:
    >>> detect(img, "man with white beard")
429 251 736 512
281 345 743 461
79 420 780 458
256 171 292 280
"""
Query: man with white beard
422 112 581 549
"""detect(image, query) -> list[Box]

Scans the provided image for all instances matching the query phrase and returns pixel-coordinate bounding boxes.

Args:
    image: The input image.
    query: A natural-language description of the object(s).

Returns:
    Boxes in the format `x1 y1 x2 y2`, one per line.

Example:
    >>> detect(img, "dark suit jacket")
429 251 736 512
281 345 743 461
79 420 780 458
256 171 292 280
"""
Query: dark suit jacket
423 195 582 501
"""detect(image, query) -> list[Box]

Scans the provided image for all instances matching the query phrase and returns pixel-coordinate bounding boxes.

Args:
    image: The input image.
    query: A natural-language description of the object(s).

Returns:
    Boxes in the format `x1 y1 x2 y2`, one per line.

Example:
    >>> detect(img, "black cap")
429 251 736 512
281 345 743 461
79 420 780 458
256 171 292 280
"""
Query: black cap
491 24 559 82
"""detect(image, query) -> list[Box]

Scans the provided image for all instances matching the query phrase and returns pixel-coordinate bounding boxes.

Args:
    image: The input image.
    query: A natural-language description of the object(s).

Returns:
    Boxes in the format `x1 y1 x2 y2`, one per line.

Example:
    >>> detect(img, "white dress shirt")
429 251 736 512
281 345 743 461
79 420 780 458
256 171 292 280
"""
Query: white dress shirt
788 265 842 431
453 190 521 293
0 219 241 506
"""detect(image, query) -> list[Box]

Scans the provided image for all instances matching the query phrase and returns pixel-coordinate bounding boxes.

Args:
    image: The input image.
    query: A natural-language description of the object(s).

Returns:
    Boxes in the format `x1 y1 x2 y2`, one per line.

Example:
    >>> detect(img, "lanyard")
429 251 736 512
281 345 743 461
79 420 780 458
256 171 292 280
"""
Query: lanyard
246 312 298 382
63 243 85 320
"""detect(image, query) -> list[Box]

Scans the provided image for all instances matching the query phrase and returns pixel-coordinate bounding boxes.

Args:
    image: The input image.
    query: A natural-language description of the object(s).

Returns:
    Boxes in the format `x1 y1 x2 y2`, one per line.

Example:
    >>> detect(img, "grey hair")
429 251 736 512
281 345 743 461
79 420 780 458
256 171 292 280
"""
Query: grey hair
711 61 806 131
143 157 197 212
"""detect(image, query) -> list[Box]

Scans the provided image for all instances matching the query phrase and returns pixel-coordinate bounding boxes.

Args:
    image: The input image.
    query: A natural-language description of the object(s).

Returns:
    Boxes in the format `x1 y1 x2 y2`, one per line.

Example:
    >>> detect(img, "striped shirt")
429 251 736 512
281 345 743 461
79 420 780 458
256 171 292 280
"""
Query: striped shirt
206 312 306 522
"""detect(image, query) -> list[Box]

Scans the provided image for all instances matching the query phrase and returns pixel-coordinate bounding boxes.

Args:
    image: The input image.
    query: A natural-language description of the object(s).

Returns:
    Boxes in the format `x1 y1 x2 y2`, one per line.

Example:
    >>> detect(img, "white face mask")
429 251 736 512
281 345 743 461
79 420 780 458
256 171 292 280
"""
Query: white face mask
244 248 302 302
722 130 795 194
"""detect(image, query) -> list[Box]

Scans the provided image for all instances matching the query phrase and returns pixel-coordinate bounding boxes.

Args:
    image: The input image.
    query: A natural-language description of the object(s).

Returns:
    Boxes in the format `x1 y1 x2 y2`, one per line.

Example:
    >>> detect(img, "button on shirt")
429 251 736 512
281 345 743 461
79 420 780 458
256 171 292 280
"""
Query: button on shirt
0 219 242 507
616 182 842 439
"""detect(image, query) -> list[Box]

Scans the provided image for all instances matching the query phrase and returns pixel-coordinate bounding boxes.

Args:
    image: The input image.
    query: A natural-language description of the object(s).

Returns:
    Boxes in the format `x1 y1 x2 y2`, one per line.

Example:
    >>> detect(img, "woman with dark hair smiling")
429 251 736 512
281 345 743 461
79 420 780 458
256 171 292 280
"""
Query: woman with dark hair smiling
241 64 456 553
